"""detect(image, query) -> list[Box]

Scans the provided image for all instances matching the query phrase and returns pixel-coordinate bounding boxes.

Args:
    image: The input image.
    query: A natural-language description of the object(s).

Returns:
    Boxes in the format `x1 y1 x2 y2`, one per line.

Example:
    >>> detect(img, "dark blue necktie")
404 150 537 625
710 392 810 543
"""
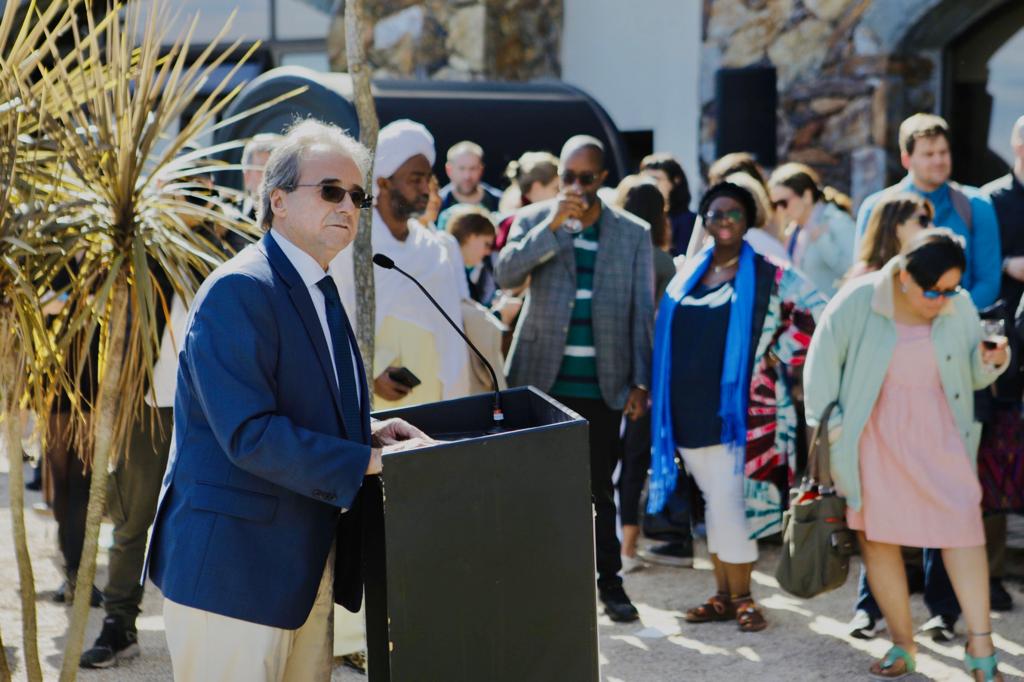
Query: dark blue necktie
316 276 363 441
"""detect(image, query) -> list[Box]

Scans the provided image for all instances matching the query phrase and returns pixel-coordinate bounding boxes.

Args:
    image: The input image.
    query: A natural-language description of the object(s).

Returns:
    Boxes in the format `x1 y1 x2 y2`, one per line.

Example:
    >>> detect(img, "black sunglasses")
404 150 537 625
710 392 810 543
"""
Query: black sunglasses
703 209 745 226
561 171 599 186
292 183 372 209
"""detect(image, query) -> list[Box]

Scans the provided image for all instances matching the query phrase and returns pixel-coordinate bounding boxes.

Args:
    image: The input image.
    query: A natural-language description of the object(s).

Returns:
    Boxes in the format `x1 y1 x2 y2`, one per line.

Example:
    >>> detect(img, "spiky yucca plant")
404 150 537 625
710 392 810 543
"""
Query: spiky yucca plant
0 2 93 680
28 2 284 677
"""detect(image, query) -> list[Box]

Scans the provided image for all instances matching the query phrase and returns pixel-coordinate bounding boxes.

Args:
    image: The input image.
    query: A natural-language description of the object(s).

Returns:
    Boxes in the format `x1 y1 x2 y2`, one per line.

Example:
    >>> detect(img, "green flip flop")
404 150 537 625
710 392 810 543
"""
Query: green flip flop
965 631 1002 682
870 645 916 680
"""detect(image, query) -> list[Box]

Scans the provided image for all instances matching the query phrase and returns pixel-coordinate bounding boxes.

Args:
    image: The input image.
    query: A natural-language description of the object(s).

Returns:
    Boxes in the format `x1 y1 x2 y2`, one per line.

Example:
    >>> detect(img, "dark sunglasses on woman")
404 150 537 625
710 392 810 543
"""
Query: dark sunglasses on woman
703 209 745 226
920 285 962 300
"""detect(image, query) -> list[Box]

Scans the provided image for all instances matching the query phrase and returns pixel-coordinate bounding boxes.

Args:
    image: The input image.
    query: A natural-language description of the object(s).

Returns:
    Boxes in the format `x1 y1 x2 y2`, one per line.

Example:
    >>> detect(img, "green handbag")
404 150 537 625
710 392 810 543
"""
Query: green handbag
775 401 856 599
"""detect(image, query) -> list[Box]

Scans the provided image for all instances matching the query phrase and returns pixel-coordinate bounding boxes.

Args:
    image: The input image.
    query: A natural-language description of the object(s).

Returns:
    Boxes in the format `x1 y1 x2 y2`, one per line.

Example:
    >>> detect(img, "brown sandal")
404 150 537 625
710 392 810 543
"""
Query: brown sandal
733 595 767 632
684 592 735 623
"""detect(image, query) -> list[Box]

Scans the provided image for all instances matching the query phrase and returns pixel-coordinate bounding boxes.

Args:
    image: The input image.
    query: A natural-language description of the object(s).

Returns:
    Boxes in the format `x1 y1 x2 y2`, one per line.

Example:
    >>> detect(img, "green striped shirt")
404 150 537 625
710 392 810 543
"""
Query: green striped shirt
551 223 601 399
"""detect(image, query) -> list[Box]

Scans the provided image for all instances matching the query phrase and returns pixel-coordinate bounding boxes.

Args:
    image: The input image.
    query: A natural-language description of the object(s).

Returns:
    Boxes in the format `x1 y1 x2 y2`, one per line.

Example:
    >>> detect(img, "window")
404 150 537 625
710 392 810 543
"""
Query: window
128 0 271 46
280 52 331 72
986 29 1024 169
274 0 335 41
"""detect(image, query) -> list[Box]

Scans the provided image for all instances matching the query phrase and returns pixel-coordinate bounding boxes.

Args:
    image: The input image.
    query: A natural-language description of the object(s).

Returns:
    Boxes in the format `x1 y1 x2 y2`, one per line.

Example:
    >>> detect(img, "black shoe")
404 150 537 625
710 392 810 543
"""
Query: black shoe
919 613 957 642
52 581 69 603
80 615 140 669
637 539 694 568
25 466 42 492
847 609 885 640
990 579 1014 612
53 581 103 608
599 586 640 623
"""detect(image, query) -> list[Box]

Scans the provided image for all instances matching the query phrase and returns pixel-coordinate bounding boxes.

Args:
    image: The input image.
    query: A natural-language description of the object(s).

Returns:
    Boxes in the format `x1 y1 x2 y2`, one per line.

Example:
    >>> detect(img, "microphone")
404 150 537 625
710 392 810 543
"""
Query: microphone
372 253 504 428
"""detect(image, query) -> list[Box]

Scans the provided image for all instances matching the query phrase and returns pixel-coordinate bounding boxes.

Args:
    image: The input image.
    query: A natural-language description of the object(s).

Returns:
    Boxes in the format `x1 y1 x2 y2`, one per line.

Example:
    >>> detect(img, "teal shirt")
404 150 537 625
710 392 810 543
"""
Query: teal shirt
804 257 1007 511
551 222 601 399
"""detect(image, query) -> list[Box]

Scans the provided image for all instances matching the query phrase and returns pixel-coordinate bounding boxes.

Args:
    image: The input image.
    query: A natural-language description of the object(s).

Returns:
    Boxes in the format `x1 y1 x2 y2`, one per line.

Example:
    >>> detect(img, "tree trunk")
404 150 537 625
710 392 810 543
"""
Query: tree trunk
59 280 130 682
0 318 42 682
0 622 10 682
341 0 380 392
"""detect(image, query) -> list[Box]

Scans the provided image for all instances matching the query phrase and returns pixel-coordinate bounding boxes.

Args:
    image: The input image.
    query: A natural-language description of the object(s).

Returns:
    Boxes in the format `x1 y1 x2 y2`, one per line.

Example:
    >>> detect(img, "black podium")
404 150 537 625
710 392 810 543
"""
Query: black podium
362 387 599 682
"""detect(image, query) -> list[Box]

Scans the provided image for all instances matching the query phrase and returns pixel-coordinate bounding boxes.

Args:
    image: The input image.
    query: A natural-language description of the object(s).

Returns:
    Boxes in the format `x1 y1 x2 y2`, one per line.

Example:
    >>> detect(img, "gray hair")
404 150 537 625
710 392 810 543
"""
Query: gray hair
446 140 484 163
241 132 283 168
258 119 372 229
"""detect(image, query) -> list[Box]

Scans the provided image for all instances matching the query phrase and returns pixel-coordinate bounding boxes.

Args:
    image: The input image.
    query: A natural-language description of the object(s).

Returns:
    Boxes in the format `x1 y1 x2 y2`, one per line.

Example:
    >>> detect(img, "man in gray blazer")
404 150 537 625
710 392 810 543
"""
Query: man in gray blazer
495 135 653 622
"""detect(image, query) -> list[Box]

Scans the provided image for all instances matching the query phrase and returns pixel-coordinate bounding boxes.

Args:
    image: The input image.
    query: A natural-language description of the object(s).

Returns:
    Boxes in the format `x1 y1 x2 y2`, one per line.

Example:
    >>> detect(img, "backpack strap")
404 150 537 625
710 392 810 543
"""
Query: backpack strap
948 182 973 233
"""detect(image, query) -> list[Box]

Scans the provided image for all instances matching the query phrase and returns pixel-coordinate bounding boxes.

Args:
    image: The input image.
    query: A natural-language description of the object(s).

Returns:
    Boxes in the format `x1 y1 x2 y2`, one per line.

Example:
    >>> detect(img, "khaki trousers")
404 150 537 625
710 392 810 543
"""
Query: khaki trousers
163 546 335 682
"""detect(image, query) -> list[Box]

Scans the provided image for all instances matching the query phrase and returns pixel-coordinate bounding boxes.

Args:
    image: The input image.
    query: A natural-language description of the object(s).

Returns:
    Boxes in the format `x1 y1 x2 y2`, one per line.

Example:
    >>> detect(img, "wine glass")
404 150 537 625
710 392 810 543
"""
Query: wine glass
981 318 1007 350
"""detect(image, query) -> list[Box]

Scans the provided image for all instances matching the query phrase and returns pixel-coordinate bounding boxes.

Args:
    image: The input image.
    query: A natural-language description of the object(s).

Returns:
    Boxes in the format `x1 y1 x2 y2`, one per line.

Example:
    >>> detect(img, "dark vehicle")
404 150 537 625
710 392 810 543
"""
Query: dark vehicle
214 66 627 191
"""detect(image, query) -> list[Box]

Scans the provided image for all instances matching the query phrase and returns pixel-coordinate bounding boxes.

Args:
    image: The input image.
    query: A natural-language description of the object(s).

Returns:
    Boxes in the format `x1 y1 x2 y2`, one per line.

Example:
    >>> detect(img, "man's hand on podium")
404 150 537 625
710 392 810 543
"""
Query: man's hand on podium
368 418 437 471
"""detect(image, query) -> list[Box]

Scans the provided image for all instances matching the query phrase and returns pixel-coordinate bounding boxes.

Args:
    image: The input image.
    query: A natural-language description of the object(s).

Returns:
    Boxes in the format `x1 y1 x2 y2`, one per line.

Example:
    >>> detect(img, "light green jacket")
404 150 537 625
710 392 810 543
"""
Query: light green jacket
803 257 1007 511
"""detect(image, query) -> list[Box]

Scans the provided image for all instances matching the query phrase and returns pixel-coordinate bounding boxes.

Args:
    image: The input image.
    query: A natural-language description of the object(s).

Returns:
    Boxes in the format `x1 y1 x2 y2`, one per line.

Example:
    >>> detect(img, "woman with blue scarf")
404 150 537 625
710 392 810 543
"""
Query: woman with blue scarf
648 181 825 632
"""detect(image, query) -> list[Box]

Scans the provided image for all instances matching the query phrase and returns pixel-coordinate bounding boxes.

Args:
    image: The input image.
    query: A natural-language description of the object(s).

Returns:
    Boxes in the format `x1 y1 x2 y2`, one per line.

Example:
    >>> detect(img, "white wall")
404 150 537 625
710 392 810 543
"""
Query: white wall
561 0 702 208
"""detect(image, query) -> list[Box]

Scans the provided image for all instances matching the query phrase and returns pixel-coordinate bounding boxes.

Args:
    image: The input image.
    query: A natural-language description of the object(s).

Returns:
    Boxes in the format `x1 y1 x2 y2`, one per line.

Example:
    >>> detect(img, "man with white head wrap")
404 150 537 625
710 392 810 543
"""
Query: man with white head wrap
335 119 470 407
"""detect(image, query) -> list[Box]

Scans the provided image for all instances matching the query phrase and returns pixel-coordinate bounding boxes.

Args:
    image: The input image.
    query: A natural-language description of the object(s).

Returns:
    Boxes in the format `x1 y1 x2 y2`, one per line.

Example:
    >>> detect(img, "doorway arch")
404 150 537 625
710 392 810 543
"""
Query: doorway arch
898 0 1024 186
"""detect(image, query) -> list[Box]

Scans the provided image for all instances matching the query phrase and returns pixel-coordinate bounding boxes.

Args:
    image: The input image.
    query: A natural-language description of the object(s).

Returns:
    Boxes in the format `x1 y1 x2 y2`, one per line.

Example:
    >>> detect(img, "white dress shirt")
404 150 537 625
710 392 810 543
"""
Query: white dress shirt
147 292 189 408
270 229 362 408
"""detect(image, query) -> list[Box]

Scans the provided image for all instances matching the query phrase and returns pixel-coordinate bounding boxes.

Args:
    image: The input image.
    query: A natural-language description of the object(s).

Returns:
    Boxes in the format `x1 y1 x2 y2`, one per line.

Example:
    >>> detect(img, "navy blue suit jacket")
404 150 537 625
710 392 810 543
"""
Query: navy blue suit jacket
147 232 372 629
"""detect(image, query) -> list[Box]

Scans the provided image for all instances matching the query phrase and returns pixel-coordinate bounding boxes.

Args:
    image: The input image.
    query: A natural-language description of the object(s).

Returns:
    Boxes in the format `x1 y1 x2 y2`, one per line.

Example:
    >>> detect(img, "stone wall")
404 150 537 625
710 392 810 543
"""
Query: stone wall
700 0 961 207
328 0 562 82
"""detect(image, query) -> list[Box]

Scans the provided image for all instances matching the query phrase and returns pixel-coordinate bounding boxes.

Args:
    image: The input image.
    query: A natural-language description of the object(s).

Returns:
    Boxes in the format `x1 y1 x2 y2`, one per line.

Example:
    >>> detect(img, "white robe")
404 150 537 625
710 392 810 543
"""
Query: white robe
334 210 470 401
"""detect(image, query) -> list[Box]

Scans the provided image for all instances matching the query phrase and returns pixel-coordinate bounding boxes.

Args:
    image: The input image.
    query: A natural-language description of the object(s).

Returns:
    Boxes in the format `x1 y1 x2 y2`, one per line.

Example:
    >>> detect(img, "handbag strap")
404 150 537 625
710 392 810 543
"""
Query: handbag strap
808 401 839 488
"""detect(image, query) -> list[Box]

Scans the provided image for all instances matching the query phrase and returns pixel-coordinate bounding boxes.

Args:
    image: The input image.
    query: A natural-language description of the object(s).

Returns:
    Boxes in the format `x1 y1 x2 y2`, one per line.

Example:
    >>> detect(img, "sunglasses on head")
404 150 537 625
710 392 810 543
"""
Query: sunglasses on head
703 209 745 226
561 171 598 186
920 285 962 300
292 183 372 209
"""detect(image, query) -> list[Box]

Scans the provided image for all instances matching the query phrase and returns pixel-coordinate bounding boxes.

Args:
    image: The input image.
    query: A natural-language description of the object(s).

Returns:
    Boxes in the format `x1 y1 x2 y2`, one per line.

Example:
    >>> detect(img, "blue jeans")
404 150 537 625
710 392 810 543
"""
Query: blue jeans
856 548 961 620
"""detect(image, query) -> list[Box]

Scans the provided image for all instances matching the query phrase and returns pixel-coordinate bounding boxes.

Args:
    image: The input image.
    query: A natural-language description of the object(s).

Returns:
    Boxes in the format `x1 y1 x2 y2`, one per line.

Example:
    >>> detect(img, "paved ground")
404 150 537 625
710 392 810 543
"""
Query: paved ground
2 458 1023 681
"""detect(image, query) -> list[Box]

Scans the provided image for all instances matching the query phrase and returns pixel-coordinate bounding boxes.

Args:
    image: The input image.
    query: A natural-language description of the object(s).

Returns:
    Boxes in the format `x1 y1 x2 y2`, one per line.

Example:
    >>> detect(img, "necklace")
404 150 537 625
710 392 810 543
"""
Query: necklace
711 255 739 273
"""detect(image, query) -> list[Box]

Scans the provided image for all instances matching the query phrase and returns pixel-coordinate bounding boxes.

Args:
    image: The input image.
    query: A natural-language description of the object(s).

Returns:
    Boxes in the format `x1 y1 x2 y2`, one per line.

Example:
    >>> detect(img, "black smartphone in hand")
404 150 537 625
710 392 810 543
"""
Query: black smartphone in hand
388 366 422 389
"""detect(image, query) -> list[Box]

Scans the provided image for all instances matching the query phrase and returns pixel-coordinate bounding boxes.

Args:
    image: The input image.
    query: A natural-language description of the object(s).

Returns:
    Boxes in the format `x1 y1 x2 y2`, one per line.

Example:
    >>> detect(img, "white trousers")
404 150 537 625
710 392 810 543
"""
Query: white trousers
163 546 335 682
332 601 365 657
679 445 758 564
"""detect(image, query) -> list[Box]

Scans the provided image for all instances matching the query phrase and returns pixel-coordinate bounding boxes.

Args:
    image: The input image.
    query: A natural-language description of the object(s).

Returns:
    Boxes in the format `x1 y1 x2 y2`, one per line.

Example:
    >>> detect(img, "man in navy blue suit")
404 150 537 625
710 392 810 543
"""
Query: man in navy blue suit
147 119 430 681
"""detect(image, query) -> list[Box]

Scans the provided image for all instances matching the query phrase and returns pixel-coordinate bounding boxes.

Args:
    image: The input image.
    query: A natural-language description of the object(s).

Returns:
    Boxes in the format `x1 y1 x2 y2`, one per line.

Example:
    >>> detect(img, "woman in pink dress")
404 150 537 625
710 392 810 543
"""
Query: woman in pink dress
806 230 1009 680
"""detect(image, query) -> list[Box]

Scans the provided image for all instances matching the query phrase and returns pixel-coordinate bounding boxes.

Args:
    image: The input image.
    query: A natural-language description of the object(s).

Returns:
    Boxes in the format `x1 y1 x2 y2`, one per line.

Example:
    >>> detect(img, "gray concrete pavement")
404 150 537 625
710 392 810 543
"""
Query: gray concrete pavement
3 462 1023 681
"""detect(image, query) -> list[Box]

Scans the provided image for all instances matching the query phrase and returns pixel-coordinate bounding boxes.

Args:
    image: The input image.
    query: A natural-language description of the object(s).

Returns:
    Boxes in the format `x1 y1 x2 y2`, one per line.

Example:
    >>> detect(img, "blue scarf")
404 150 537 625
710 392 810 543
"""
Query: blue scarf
646 242 756 514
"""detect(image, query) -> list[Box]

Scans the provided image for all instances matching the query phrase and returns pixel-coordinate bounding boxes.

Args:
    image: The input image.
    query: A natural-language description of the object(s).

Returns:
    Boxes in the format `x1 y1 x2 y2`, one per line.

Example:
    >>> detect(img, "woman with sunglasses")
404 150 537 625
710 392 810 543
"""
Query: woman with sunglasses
841 191 955 644
805 230 1009 680
648 181 825 632
847 192 934 280
768 163 855 298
